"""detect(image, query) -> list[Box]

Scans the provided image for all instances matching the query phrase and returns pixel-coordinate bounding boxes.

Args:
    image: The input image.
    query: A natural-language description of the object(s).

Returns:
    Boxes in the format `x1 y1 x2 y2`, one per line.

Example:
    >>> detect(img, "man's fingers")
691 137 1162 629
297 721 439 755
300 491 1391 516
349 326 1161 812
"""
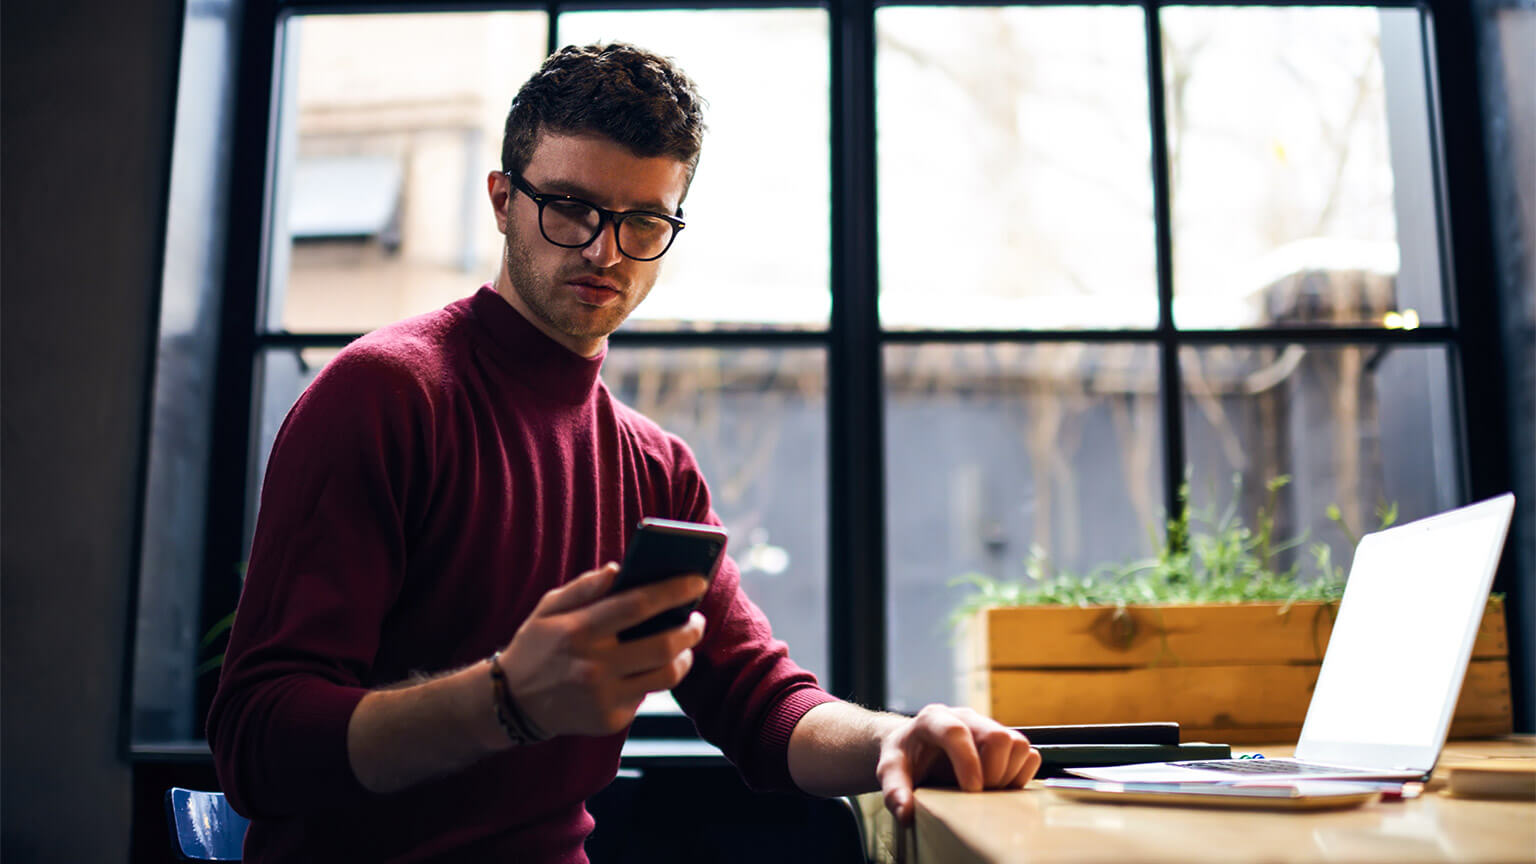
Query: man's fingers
535 562 619 615
1013 746 1042 788
922 709 985 792
973 726 1022 787
954 712 1036 789
877 749 918 825
616 647 696 697
1001 734 1036 788
583 574 708 636
606 612 705 676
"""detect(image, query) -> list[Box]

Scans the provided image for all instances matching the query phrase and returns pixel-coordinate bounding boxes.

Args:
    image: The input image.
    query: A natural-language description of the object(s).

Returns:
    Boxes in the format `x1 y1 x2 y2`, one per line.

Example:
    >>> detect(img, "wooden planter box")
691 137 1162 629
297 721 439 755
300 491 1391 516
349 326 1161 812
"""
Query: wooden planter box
957 597 1510 744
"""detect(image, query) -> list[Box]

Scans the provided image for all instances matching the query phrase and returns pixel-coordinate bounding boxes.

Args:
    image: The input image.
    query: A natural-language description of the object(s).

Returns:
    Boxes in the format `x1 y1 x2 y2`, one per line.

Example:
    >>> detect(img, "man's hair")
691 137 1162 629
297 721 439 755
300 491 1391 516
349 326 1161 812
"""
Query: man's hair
501 43 706 197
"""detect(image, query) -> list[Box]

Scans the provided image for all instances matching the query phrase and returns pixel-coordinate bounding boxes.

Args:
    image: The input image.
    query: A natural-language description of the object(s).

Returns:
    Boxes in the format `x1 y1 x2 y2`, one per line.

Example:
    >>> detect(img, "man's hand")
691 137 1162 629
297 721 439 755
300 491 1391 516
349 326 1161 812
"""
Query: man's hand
876 704 1040 824
498 562 708 738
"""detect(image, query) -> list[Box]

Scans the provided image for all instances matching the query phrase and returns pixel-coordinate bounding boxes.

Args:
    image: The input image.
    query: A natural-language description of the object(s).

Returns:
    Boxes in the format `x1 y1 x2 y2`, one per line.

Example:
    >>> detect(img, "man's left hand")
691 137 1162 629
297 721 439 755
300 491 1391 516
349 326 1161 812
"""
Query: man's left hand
875 704 1040 824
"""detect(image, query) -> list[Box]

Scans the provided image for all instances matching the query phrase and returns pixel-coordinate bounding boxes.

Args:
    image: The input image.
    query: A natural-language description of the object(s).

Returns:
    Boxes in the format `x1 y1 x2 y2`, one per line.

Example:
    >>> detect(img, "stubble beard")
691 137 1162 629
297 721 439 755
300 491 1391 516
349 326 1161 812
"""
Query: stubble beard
503 234 619 344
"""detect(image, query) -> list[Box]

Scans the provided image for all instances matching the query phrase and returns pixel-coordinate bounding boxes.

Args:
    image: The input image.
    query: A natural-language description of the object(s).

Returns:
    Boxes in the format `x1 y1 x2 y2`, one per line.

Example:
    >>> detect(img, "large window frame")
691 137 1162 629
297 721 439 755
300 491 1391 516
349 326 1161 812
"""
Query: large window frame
162 0 1517 739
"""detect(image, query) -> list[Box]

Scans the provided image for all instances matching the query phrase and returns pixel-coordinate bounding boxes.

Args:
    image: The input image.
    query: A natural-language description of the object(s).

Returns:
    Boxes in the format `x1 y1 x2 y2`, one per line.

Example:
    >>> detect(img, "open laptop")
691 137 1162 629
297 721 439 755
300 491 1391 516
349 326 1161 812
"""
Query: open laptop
1069 492 1515 783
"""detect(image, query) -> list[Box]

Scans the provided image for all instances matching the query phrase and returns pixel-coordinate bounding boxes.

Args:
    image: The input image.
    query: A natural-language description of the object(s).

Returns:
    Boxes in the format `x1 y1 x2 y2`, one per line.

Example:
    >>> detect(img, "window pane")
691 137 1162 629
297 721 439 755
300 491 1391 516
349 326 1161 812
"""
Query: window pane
267 13 548 334
1163 7 1444 329
1181 344 1460 578
884 343 1163 711
558 11 831 331
248 348 336 546
133 0 240 744
877 7 1156 330
602 347 829 683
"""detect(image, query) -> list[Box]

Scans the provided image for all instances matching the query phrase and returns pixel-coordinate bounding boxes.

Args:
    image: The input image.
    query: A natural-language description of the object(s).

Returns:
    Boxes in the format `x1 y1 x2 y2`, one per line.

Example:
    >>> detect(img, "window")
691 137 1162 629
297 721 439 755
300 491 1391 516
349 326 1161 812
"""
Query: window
133 0 1499 743
874 4 1461 710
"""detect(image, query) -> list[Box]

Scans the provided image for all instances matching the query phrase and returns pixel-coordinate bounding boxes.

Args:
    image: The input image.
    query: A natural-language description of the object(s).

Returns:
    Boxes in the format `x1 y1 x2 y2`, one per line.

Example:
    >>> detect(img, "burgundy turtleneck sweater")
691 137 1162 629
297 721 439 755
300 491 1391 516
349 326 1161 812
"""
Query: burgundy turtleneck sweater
207 286 838 862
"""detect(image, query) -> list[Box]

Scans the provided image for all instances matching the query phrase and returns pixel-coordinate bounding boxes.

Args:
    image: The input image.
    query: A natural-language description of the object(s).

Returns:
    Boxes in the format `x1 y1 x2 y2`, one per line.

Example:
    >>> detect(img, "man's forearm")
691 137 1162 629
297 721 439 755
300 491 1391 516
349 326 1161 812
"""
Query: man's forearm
786 701 907 797
346 659 510 794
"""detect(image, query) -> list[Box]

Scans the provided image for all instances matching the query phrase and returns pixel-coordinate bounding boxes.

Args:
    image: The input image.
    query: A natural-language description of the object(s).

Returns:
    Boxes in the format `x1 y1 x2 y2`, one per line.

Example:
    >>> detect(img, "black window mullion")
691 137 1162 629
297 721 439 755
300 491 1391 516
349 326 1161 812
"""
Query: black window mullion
254 330 832 348
829 0 885 707
1144 2 1187 535
1424 0 1525 730
874 327 1459 345
197 0 284 728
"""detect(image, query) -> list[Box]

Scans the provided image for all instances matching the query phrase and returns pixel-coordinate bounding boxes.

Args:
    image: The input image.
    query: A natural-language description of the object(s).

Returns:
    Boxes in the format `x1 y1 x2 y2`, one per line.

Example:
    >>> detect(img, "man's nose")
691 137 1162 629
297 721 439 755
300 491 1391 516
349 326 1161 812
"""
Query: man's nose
582 219 624 267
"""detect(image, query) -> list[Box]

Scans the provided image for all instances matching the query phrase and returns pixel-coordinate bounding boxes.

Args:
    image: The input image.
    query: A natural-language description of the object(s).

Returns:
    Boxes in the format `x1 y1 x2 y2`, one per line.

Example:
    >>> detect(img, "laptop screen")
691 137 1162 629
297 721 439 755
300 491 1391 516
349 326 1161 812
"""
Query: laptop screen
1296 494 1513 769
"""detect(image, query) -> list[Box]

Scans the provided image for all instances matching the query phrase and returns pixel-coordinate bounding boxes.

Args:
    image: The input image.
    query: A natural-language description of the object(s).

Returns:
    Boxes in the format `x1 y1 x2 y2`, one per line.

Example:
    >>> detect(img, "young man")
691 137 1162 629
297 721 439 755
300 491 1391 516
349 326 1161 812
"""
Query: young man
209 43 1039 862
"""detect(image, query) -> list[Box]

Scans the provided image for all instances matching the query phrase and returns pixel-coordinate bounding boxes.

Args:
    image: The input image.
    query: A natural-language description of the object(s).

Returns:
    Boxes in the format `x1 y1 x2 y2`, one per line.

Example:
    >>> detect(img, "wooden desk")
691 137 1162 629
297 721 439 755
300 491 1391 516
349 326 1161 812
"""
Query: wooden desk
867 739 1536 863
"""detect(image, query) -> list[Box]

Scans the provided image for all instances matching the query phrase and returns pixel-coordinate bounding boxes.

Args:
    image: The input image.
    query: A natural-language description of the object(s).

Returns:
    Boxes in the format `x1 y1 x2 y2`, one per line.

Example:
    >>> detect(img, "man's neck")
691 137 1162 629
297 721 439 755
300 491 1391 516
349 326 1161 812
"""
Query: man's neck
490 275 605 359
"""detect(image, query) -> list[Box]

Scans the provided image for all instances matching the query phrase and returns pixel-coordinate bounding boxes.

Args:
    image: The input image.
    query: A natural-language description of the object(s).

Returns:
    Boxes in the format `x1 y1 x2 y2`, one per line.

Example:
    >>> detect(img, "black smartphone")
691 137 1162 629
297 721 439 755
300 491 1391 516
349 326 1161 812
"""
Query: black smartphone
612 517 728 641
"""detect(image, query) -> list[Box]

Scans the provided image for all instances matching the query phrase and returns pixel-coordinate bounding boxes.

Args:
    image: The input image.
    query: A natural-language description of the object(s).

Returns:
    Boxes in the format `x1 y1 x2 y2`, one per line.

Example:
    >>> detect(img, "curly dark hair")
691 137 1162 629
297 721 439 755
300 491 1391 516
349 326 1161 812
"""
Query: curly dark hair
501 43 706 195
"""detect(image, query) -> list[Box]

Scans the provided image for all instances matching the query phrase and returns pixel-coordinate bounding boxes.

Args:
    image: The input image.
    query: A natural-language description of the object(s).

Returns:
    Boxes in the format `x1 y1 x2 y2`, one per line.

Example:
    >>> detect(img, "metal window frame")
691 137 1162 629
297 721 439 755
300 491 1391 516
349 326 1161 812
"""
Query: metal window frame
188 0 1517 735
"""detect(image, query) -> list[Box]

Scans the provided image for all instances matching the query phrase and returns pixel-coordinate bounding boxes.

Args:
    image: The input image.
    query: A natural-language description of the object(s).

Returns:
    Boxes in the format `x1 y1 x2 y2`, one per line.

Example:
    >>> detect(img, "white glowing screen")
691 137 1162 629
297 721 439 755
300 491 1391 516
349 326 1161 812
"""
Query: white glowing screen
1300 497 1511 749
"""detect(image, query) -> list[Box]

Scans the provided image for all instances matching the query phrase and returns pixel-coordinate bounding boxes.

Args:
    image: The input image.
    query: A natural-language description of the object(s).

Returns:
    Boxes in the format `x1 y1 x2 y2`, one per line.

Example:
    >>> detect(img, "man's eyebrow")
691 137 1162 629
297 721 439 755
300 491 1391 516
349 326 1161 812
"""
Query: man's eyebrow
535 178 674 214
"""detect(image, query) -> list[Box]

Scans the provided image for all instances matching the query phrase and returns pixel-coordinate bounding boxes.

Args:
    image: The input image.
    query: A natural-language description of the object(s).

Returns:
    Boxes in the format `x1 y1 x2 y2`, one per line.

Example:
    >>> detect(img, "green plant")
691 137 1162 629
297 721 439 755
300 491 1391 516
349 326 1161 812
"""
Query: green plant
196 561 244 676
950 476 1394 623
196 611 236 676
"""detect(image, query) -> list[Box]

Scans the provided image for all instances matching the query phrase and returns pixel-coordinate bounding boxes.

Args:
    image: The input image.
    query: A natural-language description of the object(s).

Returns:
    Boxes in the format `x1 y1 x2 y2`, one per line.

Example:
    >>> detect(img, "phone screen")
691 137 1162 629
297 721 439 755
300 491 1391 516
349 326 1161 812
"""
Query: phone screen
612 518 727 641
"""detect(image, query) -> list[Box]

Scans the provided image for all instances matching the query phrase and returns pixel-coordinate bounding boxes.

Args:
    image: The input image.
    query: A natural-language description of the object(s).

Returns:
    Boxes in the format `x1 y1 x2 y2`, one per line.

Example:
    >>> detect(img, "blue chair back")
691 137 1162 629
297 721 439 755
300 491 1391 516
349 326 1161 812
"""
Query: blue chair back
165 787 249 861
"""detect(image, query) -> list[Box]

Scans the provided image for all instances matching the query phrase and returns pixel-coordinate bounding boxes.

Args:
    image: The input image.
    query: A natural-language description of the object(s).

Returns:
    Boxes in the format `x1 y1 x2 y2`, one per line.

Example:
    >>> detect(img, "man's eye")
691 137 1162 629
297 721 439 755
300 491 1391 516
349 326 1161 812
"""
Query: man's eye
625 216 670 238
546 201 596 222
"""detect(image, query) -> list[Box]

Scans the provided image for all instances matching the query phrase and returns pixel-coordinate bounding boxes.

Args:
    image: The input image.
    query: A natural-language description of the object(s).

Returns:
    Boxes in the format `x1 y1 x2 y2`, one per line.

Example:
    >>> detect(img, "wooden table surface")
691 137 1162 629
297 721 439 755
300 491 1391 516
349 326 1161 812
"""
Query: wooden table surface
866 738 1536 864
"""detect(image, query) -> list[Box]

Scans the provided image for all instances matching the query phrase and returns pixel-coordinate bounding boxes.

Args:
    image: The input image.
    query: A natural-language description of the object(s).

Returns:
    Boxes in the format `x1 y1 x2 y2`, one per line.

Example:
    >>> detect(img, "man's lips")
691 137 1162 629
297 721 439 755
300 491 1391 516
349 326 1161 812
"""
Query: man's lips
566 277 623 306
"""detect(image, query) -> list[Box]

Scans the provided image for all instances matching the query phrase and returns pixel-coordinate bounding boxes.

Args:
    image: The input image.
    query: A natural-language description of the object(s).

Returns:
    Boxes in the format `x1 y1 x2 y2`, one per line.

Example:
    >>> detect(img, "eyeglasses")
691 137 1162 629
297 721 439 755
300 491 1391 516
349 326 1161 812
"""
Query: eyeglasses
505 172 686 262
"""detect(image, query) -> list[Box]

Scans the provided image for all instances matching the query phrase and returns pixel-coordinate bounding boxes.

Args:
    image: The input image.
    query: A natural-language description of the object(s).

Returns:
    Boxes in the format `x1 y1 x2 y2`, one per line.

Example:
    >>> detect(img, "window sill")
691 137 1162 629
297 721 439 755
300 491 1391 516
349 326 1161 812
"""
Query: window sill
130 736 727 767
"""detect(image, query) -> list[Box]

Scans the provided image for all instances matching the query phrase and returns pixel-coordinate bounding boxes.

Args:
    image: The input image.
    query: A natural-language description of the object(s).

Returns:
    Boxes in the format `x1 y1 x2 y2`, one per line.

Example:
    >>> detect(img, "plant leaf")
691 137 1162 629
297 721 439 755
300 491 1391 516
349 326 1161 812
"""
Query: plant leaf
199 611 237 649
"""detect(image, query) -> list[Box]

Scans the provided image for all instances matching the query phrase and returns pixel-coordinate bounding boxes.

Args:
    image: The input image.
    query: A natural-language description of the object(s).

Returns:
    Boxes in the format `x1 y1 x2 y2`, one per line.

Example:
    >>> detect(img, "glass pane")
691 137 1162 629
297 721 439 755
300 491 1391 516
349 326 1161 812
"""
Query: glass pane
1164 7 1445 329
1181 344 1459 580
877 7 1156 330
884 343 1164 711
603 347 829 686
267 12 548 333
556 11 831 331
133 0 241 744
247 347 337 546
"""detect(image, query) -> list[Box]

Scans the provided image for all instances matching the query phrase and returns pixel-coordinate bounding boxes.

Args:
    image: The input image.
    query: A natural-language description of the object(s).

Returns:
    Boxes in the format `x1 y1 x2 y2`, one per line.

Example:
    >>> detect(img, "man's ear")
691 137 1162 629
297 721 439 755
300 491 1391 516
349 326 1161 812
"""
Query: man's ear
487 170 511 235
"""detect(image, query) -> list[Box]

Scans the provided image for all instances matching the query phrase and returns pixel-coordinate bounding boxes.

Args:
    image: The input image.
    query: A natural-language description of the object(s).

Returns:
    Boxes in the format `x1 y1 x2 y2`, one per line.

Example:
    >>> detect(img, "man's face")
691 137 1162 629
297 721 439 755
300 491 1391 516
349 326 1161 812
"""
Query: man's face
489 133 690 357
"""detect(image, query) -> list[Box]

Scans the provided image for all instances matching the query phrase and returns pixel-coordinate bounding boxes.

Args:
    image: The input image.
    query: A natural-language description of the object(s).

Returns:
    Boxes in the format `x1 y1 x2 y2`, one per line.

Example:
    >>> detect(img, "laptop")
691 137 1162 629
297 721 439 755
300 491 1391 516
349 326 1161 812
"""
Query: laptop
1069 493 1515 783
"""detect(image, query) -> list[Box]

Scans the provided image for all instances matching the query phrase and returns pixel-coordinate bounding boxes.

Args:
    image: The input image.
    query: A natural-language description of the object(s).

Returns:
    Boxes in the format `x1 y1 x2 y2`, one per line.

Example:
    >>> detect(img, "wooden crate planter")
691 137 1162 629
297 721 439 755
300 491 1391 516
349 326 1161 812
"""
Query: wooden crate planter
957 597 1510 744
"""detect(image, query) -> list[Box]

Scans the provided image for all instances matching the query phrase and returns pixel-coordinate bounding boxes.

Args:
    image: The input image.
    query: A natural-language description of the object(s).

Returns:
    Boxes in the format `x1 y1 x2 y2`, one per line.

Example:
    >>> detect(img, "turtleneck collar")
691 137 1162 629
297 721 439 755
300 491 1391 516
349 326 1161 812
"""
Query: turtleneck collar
465 284 607 404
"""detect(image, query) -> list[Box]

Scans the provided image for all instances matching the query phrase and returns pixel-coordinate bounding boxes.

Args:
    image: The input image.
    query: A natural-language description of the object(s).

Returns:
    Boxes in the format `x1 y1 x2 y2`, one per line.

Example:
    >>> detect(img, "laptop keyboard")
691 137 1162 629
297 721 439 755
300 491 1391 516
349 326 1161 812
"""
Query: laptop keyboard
1170 759 1380 775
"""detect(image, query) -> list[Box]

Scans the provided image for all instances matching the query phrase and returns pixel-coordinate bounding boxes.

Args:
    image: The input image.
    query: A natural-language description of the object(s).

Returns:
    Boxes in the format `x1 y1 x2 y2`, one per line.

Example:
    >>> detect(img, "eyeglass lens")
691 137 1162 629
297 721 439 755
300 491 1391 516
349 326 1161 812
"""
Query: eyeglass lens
541 199 675 260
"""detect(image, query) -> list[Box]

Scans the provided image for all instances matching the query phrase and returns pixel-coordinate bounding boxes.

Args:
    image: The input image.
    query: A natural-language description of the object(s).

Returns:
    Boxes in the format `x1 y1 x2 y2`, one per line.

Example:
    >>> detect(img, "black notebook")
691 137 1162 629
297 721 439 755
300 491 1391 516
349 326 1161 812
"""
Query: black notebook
1013 722 1181 746
1034 743 1232 778
1011 723 1231 778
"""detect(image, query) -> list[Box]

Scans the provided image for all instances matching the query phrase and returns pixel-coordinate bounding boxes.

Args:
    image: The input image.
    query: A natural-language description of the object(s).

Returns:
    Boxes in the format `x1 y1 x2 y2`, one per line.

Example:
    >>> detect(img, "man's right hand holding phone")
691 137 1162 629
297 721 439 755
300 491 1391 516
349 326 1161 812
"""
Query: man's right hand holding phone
495 562 708 740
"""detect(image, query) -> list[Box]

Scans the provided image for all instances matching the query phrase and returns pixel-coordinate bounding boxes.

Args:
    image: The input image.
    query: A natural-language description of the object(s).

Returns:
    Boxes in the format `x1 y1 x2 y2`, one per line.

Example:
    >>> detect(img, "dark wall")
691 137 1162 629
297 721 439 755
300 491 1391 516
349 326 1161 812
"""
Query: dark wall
1 0 182 861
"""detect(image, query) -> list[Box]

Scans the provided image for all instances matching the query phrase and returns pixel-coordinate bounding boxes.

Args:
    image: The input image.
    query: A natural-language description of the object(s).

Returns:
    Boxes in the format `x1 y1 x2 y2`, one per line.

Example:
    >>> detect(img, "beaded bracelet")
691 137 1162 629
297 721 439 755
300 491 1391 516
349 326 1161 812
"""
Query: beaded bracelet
488 651 548 746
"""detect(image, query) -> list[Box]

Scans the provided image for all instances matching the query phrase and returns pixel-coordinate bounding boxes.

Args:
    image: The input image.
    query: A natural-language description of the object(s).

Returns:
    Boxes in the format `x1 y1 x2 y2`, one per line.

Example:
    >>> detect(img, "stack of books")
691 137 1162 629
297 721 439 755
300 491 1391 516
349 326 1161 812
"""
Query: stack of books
1014 722 1229 778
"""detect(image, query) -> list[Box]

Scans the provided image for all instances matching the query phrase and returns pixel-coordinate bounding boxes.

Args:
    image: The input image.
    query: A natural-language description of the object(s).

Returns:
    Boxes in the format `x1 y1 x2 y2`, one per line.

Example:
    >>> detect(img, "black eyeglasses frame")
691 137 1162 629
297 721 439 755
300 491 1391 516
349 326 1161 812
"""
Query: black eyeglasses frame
504 171 686 262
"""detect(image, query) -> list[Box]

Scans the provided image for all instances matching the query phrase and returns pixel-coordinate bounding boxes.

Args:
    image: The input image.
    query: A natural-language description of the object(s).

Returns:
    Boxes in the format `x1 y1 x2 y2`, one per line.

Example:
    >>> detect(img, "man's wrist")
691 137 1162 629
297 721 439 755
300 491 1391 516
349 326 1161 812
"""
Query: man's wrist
488 652 549 747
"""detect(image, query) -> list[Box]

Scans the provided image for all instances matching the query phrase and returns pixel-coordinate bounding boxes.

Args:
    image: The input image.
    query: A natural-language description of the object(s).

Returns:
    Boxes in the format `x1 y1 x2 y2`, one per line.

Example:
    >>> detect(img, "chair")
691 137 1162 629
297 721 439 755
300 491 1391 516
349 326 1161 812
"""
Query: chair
164 787 249 861
822 796 869 863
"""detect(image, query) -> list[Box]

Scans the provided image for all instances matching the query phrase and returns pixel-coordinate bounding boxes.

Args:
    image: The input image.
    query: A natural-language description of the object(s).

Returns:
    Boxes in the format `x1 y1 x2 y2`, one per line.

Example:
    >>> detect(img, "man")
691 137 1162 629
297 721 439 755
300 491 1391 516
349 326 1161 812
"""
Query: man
209 42 1039 861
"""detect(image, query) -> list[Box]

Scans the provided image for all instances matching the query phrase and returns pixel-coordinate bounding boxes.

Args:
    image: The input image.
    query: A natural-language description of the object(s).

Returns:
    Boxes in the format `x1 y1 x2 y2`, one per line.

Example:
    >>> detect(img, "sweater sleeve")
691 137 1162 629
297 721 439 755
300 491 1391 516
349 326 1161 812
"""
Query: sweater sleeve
661 438 841 793
206 346 428 818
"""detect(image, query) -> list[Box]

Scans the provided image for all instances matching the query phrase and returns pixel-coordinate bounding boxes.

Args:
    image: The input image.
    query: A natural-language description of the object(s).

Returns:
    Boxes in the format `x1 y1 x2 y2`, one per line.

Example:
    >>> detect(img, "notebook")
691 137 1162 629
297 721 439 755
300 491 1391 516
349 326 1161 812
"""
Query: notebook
1069 493 1515 783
